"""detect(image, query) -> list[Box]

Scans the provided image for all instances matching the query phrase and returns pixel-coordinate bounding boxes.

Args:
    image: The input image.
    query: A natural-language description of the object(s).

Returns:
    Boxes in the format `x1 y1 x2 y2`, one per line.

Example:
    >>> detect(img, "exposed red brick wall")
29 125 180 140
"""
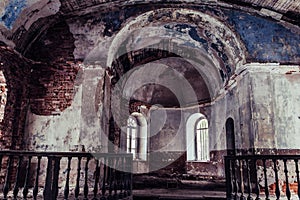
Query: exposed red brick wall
25 20 75 63
0 18 79 150
0 44 80 150
0 44 31 150
29 62 80 115
23 18 79 115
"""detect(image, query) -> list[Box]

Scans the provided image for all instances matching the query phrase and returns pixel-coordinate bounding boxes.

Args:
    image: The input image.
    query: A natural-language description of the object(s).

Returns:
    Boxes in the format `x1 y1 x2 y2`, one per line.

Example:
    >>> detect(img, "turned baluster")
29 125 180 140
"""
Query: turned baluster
13 156 23 199
64 157 72 200
101 157 108 200
93 159 100 200
246 159 253 200
126 156 133 197
113 158 119 199
240 159 246 200
3 156 13 200
233 159 239 199
33 156 41 200
283 159 291 200
254 159 261 200
75 156 82 200
52 157 61 199
262 159 270 200
119 157 125 199
295 159 300 199
123 156 128 198
272 159 280 200
23 156 32 199
83 157 90 200
44 156 53 199
225 158 233 199
107 157 113 200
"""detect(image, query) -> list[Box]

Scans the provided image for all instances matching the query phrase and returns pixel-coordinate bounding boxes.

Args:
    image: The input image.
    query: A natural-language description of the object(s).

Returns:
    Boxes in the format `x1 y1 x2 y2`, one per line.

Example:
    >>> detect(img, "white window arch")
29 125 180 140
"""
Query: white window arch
127 116 138 158
126 112 148 161
186 113 209 161
0 70 7 122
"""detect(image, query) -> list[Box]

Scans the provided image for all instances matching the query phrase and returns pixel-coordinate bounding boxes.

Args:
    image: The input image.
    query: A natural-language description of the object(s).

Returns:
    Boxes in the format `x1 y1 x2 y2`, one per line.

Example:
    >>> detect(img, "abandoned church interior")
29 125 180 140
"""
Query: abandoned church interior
0 0 299 199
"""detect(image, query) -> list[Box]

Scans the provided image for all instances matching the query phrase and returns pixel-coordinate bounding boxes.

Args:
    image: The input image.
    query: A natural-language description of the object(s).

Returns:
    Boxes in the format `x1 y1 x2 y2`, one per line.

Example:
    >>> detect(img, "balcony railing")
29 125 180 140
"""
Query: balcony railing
225 155 300 200
0 150 132 200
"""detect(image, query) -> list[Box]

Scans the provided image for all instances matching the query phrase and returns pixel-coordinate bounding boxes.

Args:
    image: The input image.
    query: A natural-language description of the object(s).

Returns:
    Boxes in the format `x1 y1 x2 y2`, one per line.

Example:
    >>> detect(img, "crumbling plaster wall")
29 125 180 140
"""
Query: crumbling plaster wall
25 65 108 152
214 63 300 153
247 63 300 151
147 67 255 177
209 72 253 154
246 65 300 193
195 69 253 177
1 0 299 156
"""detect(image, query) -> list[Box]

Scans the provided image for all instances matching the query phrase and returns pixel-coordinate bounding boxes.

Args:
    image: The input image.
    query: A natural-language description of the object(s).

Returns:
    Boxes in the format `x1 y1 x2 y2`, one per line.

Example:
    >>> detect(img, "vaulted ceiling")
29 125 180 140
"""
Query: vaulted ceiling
59 0 300 15
0 0 299 67
1 0 299 30
59 0 300 25
223 0 300 14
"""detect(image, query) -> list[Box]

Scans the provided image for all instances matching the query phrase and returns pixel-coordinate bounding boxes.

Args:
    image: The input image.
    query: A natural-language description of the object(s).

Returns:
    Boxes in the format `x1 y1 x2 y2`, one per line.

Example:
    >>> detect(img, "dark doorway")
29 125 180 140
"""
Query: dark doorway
226 118 236 156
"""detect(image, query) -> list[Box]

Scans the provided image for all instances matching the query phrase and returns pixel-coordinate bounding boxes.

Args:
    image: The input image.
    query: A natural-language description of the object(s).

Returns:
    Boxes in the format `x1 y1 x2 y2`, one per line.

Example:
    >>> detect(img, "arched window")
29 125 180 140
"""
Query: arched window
0 71 7 122
195 118 209 161
125 113 148 161
226 117 236 156
186 113 210 161
127 116 138 159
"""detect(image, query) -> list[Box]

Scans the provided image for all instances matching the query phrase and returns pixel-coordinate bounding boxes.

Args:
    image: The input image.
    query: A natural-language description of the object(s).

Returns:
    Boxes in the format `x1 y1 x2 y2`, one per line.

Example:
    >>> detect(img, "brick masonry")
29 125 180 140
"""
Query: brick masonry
29 62 80 115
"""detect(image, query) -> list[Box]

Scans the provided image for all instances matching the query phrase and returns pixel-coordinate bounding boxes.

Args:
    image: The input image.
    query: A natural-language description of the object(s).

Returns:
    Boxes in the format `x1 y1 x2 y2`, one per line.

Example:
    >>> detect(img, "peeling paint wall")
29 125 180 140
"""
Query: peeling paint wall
25 65 108 152
247 64 300 150
79 66 107 152
25 84 82 151
145 66 256 177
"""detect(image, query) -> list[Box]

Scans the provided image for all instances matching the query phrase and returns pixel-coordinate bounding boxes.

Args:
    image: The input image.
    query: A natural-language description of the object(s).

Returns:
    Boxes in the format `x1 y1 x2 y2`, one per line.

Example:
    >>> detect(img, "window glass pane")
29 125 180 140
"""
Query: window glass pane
195 118 209 161
0 71 7 122
127 116 139 159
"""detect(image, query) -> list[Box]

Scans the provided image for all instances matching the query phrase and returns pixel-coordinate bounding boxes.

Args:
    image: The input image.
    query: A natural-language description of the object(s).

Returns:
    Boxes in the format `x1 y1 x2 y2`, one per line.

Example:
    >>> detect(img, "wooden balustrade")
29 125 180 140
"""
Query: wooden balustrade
0 151 132 200
225 155 300 200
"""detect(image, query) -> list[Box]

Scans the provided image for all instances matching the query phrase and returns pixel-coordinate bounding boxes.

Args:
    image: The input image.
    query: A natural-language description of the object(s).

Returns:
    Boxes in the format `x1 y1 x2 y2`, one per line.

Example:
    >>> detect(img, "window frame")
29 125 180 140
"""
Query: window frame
125 113 148 161
186 113 210 162
126 116 139 159
194 118 209 162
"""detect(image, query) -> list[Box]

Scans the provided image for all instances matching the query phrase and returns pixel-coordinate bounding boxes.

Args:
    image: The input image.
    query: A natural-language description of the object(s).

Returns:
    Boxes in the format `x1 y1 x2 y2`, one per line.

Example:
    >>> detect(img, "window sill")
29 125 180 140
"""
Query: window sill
186 160 210 163
133 159 147 162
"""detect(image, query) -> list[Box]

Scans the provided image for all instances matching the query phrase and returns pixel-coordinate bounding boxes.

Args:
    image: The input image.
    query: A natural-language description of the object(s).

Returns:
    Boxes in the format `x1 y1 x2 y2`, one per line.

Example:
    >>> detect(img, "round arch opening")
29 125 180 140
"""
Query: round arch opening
0 70 7 122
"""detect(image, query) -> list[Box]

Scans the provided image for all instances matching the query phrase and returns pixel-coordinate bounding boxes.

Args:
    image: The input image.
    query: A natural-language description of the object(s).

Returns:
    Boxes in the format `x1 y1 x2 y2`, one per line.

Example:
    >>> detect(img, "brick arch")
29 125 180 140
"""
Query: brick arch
12 16 79 116
0 43 31 150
